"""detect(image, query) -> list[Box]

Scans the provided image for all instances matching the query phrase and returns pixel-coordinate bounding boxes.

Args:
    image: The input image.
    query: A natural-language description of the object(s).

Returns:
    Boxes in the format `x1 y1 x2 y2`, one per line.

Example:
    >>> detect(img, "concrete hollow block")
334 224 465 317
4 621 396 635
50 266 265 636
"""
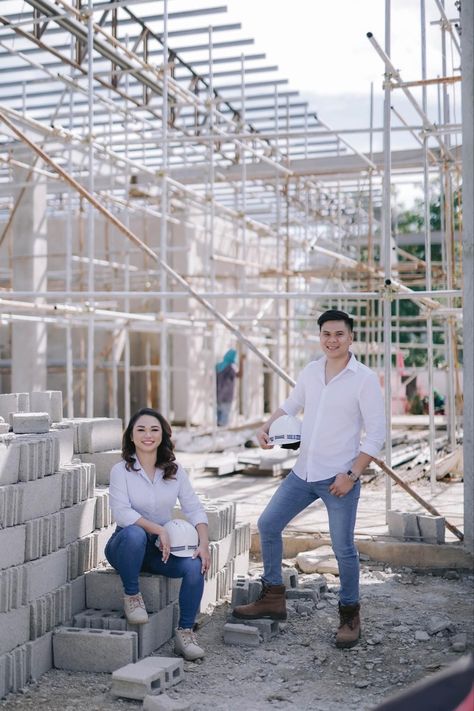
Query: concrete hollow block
52 627 138 672
12 413 50 435
137 657 184 689
0 393 29 422
223 622 260 647
30 391 63 423
111 660 167 700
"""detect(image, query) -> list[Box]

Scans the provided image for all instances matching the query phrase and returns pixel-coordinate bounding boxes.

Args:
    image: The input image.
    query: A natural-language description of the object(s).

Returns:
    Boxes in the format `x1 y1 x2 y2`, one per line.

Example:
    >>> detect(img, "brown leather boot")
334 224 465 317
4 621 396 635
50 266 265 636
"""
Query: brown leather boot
233 583 287 620
336 602 361 648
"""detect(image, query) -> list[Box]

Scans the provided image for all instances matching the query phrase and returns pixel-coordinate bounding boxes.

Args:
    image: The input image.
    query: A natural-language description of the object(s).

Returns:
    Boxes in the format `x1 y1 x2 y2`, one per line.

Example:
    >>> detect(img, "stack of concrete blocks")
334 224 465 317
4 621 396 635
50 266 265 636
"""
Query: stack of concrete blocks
0 391 120 699
224 567 322 646
173 497 251 612
387 510 446 544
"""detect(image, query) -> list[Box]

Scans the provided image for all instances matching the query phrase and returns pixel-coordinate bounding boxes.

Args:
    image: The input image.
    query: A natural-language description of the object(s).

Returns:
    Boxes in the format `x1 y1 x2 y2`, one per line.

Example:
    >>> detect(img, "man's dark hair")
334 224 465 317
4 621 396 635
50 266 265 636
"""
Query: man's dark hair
317 309 354 332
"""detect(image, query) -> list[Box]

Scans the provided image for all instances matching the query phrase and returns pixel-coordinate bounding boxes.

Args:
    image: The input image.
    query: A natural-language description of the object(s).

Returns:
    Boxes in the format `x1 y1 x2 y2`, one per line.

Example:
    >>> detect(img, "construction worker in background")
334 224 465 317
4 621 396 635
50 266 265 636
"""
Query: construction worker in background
233 309 386 649
215 348 245 427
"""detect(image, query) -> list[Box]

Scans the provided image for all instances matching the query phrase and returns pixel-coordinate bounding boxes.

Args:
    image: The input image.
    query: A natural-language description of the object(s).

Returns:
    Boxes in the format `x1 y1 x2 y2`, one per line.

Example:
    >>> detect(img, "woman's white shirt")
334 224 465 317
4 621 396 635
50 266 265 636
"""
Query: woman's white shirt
109 459 208 529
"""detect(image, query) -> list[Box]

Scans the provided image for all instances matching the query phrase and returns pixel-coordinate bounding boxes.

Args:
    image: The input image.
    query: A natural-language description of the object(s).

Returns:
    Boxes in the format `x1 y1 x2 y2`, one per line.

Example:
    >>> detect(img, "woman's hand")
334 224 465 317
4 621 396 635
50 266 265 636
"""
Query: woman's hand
156 525 171 563
193 543 211 575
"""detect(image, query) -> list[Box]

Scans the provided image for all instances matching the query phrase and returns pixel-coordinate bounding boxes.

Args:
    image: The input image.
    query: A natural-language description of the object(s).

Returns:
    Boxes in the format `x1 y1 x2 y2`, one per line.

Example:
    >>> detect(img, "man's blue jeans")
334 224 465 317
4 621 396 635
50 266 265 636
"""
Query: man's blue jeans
105 525 204 629
259 471 361 605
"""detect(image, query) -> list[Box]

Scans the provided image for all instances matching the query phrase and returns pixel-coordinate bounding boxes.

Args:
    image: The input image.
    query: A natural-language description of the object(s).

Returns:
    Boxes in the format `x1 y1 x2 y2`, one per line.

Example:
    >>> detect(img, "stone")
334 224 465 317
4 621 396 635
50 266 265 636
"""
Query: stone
451 633 467 652
426 615 452 635
415 630 430 641
143 693 191 711
296 547 339 575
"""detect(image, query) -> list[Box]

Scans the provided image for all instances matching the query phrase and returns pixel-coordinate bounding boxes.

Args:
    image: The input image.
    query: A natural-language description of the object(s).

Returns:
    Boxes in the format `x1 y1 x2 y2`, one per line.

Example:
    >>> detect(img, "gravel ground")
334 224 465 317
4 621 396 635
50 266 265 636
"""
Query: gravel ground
1 564 473 711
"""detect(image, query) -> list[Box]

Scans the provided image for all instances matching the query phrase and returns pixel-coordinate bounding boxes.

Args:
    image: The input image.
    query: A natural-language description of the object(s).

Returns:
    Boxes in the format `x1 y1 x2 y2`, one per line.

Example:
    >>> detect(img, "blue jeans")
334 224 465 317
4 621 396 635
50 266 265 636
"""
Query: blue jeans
105 524 204 629
258 471 361 605
217 401 232 426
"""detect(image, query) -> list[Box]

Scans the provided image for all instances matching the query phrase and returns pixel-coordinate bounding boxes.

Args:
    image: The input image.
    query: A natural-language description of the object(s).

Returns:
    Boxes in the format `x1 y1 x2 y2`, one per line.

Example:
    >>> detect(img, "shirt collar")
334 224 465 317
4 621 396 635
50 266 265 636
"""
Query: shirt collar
317 351 358 376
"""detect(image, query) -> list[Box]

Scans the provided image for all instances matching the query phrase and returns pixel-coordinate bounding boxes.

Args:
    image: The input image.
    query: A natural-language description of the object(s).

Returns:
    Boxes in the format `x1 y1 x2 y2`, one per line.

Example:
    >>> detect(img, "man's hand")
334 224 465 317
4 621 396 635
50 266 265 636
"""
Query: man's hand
329 472 355 498
256 427 273 449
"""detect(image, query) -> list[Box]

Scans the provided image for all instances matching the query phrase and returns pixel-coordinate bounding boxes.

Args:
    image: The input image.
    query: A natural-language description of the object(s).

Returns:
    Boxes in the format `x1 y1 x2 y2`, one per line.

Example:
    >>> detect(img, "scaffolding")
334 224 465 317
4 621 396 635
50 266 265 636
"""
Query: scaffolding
0 1 471 545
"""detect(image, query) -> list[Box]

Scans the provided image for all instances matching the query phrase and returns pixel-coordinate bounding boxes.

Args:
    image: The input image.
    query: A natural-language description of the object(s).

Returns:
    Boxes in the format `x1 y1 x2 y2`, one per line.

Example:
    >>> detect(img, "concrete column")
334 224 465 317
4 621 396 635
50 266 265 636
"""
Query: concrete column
11 150 48 392
462 0 474 552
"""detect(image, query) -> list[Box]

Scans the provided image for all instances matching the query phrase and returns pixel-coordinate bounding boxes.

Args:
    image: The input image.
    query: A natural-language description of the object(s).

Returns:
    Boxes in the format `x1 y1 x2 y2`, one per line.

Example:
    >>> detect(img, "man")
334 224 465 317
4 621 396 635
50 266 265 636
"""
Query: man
233 309 385 648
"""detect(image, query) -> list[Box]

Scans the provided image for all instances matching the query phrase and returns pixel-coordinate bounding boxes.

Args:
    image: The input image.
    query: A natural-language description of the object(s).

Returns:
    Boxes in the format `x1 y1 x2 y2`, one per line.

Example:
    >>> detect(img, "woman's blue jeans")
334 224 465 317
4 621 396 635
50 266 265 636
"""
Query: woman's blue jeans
259 471 361 605
105 524 204 629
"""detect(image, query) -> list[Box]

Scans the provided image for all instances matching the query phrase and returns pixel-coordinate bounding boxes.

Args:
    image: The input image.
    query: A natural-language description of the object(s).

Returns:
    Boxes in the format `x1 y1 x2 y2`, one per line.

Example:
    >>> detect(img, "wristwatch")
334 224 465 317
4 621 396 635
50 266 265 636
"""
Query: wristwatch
347 469 360 483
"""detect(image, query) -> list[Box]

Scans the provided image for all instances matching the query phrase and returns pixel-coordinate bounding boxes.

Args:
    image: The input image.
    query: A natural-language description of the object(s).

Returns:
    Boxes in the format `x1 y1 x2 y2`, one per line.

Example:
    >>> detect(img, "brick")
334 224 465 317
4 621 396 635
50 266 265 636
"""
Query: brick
0 607 30 656
286 588 320 604
417 514 445 544
26 548 68 602
143 693 191 711
0 393 29 421
227 615 279 641
0 526 26 571
12 412 50 435
17 473 63 522
223 622 260 646
53 627 138 672
26 631 53 681
85 568 164 612
30 391 63 423
79 450 122 485
0 441 20 485
111 659 166 700
387 510 422 541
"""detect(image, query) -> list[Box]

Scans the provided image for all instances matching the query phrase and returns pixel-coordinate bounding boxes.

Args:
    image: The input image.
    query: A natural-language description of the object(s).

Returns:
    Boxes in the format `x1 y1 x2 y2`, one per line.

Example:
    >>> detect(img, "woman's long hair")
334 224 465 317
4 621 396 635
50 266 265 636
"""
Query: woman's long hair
122 408 177 480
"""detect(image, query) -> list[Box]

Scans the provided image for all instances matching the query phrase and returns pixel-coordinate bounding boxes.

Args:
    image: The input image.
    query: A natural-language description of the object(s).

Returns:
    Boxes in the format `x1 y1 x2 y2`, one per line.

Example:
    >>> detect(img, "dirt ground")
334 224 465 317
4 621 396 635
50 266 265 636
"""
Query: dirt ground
1 562 473 711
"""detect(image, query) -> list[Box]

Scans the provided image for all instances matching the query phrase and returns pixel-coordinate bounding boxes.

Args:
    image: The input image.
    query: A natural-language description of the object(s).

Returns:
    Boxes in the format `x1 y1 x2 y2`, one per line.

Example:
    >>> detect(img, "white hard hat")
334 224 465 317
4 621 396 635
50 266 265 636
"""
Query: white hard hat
268 415 302 450
161 519 199 557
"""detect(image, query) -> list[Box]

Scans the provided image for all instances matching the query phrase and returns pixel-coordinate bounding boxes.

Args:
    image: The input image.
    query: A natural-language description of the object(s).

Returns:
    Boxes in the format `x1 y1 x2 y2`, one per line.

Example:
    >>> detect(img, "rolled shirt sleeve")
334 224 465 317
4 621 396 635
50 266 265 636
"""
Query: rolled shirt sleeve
109 462 143 528
177 466 209 528
358 372 386 457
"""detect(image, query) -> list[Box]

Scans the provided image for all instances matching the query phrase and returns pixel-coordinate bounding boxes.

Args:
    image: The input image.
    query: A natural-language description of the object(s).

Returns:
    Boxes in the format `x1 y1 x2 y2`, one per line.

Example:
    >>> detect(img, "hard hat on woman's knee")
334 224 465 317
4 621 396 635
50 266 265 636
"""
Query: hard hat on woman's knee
268 415 302 450
159 519 199 557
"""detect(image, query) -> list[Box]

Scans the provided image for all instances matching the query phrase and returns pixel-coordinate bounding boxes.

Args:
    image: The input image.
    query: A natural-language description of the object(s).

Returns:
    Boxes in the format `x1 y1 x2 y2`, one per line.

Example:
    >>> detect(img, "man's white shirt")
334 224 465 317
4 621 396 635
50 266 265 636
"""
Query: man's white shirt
281 353 385 482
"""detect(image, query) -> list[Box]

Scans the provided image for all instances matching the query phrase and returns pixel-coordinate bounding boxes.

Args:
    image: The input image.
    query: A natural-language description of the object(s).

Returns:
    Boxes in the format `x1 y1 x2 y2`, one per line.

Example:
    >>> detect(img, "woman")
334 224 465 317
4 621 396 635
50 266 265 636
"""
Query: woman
105 408 210 661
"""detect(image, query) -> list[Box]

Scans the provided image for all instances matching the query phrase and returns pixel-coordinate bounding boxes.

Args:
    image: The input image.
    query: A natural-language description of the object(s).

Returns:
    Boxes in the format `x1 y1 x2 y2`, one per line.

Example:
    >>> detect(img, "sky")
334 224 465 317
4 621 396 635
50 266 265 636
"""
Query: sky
223 0 462 157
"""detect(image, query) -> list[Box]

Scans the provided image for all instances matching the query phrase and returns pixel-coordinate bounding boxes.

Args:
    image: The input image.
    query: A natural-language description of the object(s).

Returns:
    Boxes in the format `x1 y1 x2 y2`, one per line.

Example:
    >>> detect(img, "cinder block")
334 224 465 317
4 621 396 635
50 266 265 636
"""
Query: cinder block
61 463 96 508
79 450 122 485
26 631 53 681
227 615 279 641
387 510 422 541
130 603 175 658
0 564 28 612
0 441 20 485
282 567 299 589
233 551 250 576
286 588 320 604
26 548 68 602
94 488 114 528
50 424 74 466
53 627 138 672
0 526 26 571
0 607 30 656
143 693 191 711
139 657 184 689
417 514 445 544
0 654 8 699
0 393 29 421
0 485 22 528
12 413 50 435
30 391 63 423
70 575 86 615
60 498 97 546
85 568 164 612
5 644 28 695
29 582 72 639
223 622 260 647
17 473 63 522
63 418 122 454
111 659 166 700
